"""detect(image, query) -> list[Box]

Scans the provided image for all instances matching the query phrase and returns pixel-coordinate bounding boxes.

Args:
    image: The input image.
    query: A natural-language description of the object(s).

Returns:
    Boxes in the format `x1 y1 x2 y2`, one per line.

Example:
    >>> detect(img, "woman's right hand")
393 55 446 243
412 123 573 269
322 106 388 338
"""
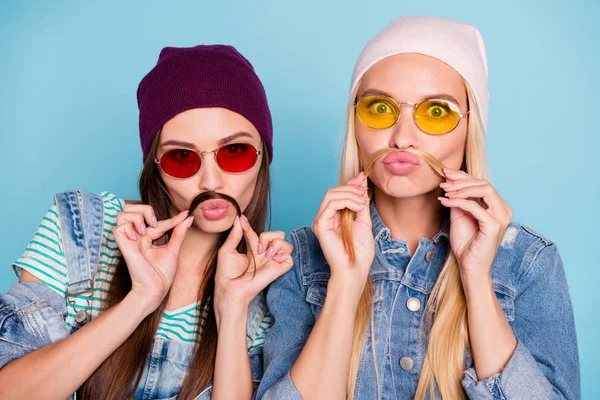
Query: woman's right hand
311 173 374 296
114 204 194 316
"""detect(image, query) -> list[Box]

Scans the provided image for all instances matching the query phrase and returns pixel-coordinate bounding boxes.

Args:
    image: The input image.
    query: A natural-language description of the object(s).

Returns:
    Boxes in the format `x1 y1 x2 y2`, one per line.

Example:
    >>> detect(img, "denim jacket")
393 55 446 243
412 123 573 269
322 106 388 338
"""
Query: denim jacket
258 203 580 399
0 190 267 399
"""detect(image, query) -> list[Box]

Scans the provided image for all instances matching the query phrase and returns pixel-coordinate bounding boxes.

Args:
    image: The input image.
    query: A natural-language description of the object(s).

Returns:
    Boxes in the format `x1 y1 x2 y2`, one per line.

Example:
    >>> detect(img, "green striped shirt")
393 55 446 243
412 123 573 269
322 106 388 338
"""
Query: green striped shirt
12 191 271 347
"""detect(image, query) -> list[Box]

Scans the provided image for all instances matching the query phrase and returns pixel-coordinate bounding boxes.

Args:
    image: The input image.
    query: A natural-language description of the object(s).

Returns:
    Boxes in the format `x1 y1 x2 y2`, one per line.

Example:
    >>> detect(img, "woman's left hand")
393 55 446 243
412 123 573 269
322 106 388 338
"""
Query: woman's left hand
438 168 514 282
213 215 294 316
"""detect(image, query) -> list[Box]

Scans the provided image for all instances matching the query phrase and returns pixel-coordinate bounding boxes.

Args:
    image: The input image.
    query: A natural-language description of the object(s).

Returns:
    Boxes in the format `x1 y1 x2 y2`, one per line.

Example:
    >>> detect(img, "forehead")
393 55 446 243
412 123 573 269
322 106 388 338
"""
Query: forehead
359 53 466 102
160 107 261 147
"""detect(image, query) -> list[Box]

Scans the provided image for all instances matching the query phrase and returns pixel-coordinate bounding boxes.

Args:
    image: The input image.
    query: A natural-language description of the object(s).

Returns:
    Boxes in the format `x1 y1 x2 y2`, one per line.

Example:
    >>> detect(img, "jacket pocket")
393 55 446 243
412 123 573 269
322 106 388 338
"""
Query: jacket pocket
0 297 48 368
305 278 385 319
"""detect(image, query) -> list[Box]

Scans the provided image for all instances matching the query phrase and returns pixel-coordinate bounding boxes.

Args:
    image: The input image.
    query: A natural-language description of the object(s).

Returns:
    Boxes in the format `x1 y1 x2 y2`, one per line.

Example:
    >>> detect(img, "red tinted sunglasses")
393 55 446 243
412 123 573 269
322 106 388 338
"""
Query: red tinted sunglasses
155 143 261 179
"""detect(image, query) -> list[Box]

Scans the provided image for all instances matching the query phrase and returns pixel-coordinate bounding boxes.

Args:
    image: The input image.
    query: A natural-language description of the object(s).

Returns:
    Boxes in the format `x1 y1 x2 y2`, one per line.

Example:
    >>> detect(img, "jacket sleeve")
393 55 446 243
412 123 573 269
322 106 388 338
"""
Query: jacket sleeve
462 243 580 399
256 231 315 400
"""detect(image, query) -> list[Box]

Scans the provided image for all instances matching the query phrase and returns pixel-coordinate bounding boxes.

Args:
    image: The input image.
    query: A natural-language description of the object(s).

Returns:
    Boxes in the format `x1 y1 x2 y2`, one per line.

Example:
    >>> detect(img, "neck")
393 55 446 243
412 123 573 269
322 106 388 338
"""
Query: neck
166 226 221 310
374 186 445 254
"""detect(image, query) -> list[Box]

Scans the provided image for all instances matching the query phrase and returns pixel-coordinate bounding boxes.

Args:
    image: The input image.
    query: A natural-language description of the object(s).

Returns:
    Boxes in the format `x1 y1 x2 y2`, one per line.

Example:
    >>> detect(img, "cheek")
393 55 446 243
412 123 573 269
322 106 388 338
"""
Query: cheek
355 129 390 167
162 180 193 213
226 172 260 211
429 129 468 169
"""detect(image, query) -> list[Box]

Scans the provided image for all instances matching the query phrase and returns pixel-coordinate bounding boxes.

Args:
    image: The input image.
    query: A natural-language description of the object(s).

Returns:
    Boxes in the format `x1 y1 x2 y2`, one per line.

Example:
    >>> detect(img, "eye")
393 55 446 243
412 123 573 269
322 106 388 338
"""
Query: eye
367 99 396 116
167 149 194 160
223 143 249 155
425 102 451 118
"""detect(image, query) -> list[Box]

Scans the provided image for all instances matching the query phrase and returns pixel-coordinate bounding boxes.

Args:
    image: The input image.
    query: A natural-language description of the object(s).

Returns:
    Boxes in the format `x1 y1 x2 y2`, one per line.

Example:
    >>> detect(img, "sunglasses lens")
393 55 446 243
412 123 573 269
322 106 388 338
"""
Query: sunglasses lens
216 143 258 173
415 100 461 135
160 149 201 178
356 96 399 129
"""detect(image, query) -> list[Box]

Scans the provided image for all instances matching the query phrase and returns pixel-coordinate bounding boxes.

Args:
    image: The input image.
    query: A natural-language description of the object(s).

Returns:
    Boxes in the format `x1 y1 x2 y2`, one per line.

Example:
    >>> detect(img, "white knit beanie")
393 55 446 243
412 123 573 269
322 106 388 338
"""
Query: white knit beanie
351 16 490 132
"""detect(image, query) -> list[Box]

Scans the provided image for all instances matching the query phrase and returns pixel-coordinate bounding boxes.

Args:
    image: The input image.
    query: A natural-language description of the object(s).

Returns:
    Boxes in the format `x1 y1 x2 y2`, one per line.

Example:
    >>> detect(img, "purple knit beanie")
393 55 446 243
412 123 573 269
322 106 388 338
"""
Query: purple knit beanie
137 45 273 162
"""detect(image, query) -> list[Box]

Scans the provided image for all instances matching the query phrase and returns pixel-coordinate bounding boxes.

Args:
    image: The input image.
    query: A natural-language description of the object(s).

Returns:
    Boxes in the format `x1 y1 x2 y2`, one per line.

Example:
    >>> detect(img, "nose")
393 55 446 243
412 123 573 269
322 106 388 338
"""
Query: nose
197 152 225 192
388 103 421 150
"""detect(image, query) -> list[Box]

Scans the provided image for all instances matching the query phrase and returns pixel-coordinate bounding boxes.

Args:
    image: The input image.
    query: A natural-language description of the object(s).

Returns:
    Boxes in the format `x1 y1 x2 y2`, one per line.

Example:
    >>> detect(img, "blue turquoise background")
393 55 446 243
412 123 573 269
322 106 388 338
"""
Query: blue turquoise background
0 1 597 397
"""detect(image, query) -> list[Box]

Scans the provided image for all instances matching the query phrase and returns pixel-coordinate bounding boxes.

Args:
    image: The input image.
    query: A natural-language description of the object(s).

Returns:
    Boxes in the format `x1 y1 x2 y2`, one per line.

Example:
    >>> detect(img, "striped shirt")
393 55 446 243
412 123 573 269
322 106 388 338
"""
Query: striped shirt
12 191 272 348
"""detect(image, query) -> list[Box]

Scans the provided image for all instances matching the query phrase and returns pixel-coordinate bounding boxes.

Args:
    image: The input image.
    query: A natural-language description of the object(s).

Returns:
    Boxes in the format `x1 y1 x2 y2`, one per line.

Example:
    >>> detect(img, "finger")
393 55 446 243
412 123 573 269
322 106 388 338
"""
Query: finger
442 168 471 180
316 198 366 227
445 184 507 217
354 194 372 227
438 197 501 233
264 238 292 259
113 222 138 246
117 212 148 236
272 250 292 263
165 216 194 254
257 230 285 254
345 172 367 187
317 190 369 217
146 210 190 241
440 178 487 192
122 204 158 228
220 216 244 253
327 185 369 195
445 183 492 199
239 215 259 253
250 258 294 289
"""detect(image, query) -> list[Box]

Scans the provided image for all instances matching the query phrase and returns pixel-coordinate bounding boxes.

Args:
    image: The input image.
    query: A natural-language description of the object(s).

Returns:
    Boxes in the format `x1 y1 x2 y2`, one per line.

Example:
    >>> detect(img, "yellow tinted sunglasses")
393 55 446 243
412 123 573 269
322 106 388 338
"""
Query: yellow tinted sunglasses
355 94 469 135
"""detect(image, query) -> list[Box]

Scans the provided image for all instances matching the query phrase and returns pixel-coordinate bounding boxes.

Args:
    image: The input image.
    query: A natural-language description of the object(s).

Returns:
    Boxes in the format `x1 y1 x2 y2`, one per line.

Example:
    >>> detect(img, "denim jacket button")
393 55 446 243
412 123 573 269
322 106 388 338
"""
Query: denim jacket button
406 297 421 312
425 250 435 262
399 356 414 371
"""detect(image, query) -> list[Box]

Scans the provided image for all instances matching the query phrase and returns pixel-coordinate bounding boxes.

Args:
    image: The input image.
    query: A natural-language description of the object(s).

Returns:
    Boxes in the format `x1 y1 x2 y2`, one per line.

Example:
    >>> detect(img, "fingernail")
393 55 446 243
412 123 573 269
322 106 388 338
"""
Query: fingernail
273 253 285 262
257 243 264 254
440 182 452 188
188 216 195 228
358 186 367 192
129 228 138 241
152 216 158 227
266 246 275 258
241 214 249 224
140 224 146 235
234 215 240 227
179 210 189 217
445 192 451 197
437 197 447 201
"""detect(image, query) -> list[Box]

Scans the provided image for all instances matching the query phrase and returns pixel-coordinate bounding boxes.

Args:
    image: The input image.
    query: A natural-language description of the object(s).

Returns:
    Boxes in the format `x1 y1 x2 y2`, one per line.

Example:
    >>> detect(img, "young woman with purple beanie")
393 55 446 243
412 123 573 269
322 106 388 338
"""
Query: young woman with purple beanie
0 44 288 400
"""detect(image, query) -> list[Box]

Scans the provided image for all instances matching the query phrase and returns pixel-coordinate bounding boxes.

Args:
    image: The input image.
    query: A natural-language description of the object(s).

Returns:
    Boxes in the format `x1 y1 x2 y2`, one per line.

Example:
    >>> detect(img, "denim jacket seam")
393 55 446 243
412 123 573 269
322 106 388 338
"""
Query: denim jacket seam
515 239 553 289
13 300 53 317
0 335 39 351
293 229 309 296
519 225 552 247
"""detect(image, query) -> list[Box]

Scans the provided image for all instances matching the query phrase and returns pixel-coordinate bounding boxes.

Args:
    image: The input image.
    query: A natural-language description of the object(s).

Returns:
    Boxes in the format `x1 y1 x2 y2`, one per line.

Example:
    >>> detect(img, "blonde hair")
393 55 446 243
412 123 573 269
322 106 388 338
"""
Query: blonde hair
339 82 489 400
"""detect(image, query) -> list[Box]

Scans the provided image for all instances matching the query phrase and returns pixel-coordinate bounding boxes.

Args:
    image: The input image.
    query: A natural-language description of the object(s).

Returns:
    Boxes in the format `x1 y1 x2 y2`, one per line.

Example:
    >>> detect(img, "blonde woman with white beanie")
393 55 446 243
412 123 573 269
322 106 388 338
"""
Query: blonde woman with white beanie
257 16 579 400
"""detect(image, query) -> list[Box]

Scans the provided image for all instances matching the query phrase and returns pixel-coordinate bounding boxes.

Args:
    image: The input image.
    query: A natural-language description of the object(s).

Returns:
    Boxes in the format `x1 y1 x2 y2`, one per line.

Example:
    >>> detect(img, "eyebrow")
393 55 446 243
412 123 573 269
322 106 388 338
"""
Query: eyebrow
359 88 462 107
160 132 255 149
217 131 254 146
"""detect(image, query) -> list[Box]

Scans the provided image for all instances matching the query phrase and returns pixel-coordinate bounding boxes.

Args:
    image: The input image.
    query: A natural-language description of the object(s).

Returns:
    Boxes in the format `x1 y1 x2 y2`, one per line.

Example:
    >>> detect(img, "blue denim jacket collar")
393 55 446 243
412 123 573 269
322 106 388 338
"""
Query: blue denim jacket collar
370 201 449 243
369 202 450 294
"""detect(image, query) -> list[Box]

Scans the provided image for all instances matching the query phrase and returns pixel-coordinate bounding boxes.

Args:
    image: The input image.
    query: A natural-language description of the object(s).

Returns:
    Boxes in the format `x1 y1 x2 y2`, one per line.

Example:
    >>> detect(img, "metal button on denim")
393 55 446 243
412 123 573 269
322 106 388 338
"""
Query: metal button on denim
406 297 421 312
399 356 414 371
425 250 435 262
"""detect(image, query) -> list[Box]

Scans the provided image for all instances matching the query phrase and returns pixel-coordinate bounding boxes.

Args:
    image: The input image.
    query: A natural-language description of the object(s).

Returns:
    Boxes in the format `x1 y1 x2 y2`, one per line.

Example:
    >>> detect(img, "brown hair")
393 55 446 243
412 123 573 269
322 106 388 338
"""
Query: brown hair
78 132 271 399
